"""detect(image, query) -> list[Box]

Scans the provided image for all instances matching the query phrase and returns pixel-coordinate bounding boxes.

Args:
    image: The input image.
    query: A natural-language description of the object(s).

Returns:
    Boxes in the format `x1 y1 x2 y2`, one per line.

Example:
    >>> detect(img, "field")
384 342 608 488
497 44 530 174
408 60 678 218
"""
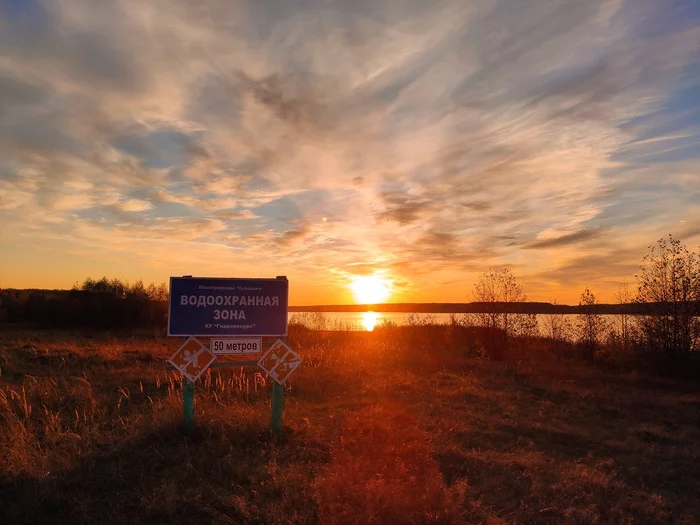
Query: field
1 325 699 524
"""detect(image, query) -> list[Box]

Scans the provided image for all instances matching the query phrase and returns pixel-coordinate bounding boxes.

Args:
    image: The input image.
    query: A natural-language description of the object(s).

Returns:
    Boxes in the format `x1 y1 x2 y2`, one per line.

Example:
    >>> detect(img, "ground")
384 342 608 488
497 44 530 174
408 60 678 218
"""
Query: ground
1 326 699 524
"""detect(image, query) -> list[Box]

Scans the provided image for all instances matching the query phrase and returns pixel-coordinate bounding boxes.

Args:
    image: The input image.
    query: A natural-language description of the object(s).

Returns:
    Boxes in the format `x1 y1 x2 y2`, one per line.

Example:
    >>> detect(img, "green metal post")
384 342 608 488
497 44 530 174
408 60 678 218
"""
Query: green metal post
270 381 284 437
271 277 288 439
183 378 195 435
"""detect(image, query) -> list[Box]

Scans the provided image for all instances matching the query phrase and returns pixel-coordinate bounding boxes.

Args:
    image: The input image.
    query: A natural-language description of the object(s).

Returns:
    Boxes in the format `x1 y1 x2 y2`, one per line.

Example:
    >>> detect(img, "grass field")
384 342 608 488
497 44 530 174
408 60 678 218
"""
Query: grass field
1 325 699 524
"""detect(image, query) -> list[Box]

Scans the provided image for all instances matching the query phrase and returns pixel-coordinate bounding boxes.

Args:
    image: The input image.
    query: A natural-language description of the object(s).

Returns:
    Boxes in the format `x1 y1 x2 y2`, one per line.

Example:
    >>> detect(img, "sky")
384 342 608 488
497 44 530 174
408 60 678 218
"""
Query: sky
0 0 699 305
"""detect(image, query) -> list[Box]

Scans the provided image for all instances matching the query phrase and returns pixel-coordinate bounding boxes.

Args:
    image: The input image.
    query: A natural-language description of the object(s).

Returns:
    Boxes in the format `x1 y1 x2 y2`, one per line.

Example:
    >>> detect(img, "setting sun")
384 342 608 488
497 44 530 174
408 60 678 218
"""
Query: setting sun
349 274 393 304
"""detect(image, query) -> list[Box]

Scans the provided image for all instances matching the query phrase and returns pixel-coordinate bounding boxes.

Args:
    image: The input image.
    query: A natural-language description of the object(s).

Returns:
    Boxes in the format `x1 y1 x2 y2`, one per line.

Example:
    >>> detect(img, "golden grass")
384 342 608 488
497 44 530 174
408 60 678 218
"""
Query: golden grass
1 326 699 524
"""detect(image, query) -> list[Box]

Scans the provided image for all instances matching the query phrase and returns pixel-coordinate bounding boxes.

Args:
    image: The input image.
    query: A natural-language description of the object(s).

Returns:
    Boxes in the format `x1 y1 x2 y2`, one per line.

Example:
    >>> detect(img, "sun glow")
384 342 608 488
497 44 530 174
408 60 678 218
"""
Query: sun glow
349 274 393 304
361 311 379 331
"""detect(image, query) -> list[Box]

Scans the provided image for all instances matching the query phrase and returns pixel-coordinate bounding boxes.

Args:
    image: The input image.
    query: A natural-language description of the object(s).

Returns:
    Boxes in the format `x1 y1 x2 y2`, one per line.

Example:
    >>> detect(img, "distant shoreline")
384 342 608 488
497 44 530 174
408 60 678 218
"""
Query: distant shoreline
289 302 662 315
2 288 689 315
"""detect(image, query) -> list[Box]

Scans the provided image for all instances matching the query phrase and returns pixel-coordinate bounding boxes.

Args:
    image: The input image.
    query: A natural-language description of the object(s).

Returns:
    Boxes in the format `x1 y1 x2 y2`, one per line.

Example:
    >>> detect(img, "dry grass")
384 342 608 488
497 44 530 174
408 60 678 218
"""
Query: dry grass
313 402 463 524
1 325 699 524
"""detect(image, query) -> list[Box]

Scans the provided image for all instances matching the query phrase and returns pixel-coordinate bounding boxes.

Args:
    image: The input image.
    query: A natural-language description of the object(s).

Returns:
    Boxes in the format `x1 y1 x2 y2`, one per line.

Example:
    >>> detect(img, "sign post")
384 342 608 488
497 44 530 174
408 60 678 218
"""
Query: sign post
167 336 217 434
183 378 195 434
166 276 300 436
271 381 284 437
257 337 302 437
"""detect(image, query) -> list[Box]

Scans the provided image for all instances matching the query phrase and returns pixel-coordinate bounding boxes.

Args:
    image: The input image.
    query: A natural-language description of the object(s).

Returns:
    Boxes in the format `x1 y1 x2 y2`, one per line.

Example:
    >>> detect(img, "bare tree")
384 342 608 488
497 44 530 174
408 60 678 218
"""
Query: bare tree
576 288 607 362
515 313 539 339
472 268 526 360
636 235 700 359
614 281 633 352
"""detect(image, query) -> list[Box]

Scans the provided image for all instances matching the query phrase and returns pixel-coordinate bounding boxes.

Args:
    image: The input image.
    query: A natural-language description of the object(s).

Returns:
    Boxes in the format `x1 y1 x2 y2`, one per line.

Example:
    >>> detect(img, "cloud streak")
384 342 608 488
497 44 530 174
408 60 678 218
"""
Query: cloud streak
526 229 608 250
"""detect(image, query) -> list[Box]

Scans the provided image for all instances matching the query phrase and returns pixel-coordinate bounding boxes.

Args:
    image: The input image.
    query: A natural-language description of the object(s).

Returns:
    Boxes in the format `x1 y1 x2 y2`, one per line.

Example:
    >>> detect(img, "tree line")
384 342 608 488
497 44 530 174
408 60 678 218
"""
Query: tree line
469 235 700 372
0 277 168 331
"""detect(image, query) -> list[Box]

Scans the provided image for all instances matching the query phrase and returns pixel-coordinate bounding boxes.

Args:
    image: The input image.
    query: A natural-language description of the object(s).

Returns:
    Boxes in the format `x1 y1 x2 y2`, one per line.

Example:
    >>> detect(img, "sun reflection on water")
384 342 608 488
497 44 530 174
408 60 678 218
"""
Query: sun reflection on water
361 311 379 331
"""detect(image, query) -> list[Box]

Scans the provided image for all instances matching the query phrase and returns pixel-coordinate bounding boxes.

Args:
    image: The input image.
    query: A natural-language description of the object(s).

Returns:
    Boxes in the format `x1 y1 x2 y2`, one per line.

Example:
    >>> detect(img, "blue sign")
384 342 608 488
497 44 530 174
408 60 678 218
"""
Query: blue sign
168 276 289 336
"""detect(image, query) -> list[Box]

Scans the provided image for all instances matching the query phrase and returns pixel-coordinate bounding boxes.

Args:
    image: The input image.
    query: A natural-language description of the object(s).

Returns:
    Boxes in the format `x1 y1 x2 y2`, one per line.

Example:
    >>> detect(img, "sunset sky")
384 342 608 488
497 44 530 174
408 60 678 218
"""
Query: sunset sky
1 0 699 305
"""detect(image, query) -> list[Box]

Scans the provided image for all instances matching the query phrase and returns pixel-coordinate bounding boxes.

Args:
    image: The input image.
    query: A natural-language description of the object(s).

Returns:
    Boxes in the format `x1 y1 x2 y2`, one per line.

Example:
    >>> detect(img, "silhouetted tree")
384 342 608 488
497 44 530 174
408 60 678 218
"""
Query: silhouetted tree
146 282 168 302
576 288 607 362
636 235 700 361
471 268 526 360
75 277 126 298
126 280 149 301
614 281 633 352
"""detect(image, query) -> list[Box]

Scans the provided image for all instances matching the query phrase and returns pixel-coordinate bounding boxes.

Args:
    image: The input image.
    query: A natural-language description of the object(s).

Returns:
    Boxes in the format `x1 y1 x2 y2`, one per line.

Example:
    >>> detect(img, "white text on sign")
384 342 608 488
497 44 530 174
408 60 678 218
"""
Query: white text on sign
210 337 262 355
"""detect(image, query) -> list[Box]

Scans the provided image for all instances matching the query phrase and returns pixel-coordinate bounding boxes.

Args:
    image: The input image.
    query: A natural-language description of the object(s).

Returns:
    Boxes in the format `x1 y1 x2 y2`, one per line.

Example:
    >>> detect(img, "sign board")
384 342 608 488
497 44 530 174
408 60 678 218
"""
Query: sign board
211 337 262 355
258 339 302 384
168 276 288 337
168 337 217 382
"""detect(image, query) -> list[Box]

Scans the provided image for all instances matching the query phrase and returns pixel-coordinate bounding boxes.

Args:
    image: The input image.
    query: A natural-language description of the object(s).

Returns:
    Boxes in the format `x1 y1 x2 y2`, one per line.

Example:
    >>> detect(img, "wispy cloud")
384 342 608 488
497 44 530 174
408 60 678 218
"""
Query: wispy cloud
1 0 699 302
526 229 608 250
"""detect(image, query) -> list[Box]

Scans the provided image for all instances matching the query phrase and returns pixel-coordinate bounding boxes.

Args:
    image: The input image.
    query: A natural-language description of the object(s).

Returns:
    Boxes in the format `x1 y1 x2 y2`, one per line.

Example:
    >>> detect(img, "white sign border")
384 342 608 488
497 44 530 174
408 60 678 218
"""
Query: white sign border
257 339 302 385
167 336 217 382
